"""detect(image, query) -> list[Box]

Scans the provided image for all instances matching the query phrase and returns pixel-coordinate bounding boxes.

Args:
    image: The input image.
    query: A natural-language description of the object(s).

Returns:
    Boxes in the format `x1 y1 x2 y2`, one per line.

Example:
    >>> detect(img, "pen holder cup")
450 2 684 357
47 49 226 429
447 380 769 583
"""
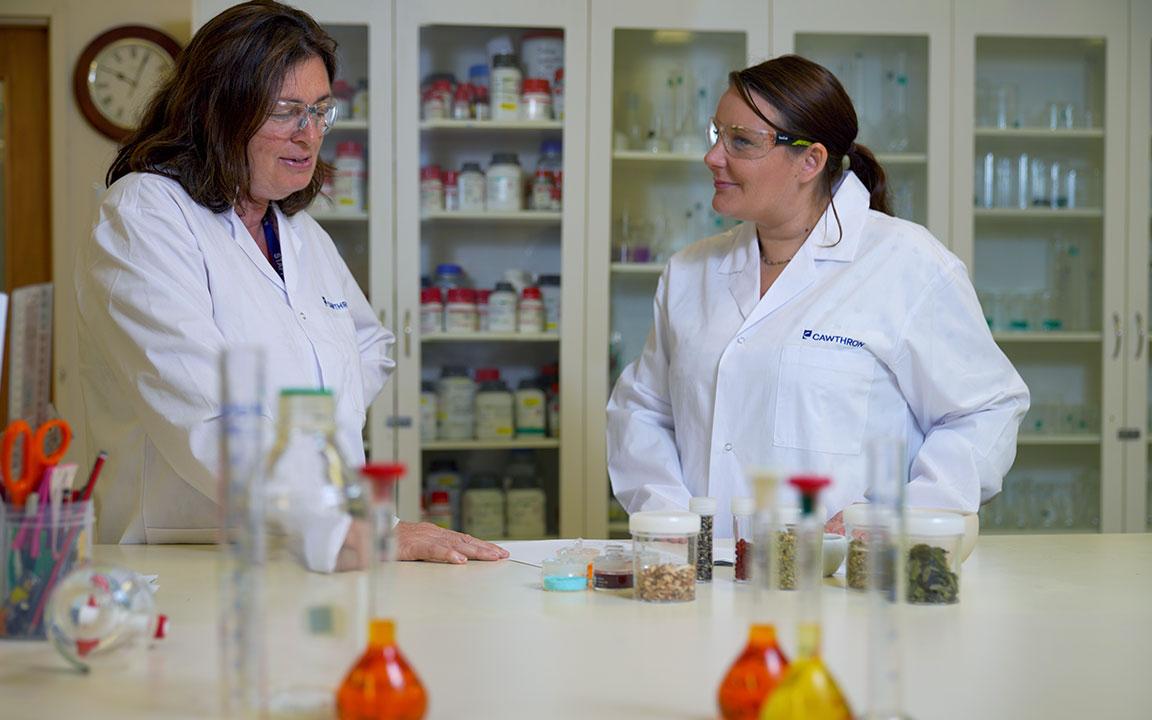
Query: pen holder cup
1 500 94 640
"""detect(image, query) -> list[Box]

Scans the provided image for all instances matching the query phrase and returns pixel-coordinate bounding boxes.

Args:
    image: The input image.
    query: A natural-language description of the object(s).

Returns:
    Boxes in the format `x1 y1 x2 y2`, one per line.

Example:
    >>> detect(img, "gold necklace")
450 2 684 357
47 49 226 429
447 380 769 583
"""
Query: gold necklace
760 252 794 267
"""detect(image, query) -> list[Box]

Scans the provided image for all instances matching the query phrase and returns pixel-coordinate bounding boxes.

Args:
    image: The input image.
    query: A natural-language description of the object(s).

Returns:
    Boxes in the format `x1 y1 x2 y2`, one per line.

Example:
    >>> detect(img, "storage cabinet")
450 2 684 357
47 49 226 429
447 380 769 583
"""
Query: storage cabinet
1131 1 1152 532
952 0 1130 533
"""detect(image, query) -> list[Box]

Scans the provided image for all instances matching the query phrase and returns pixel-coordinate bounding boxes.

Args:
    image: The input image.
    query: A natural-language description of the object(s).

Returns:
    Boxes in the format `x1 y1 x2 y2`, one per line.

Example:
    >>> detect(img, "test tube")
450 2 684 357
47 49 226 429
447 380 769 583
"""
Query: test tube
218 345 268 716
864 437 912 720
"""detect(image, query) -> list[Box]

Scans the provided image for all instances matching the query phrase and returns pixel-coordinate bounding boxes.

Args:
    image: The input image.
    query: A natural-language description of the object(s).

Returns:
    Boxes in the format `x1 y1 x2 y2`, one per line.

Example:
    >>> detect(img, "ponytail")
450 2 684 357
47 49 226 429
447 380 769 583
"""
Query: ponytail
845 142 892 215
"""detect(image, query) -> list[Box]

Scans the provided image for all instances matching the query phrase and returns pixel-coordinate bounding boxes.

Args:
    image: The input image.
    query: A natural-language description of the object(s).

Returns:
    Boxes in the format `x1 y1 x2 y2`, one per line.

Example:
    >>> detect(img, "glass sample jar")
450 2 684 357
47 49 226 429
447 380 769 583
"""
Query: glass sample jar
592 544 633 595
906 512 964 605
630 511 700 603
689 496 717 582
537 275 561 332
486 153 523 211
774 506 801 591
731 497 755 583
541 556 587 592
505 451 545 539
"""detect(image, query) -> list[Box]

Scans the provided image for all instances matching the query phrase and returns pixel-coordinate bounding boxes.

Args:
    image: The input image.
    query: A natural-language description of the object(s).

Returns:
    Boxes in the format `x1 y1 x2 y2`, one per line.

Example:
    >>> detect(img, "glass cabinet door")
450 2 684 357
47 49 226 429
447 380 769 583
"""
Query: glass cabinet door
954 0 1129 534
1133 2 1152 533
395 0 588 535
585 0 769 538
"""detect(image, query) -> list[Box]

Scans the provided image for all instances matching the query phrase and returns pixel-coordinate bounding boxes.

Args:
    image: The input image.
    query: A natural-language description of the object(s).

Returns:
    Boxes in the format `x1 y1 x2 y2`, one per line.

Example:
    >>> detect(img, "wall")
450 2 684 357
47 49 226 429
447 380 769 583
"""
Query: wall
1 0 191 465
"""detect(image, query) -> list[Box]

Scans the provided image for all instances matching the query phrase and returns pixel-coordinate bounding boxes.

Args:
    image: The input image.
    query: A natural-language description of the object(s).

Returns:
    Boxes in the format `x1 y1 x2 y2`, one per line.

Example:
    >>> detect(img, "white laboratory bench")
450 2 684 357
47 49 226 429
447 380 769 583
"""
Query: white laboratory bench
1 535 1150 719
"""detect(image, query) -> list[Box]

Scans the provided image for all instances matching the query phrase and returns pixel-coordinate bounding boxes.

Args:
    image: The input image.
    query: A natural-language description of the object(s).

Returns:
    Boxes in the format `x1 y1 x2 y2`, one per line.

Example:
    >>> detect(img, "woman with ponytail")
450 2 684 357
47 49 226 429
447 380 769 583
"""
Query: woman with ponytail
608 55 1029 536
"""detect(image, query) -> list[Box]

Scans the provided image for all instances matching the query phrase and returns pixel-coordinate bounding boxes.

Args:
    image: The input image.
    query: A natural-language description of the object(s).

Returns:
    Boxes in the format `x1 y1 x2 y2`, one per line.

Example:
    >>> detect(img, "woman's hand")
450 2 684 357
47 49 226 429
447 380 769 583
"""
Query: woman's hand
395 520 510 564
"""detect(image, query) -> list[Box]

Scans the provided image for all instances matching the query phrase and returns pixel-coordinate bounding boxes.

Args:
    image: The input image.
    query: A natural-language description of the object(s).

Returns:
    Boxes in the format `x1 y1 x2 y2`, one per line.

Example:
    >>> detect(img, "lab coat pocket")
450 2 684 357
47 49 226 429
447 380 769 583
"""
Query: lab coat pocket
773 344 875 455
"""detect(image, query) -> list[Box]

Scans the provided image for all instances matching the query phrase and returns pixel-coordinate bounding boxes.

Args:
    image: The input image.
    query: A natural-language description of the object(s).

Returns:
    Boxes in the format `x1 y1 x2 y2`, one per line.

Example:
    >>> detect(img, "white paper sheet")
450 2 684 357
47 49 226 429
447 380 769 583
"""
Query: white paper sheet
497 537 736 568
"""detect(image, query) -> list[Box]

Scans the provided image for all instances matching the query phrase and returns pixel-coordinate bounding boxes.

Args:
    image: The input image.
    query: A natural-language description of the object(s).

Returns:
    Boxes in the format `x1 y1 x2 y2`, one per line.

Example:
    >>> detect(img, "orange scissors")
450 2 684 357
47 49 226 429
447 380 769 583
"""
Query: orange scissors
1 419 72 508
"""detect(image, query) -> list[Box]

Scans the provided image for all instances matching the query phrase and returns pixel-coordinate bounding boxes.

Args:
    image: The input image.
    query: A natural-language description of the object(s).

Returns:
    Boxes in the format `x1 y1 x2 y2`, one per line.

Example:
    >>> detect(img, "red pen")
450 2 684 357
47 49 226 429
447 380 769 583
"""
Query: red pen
74 451 108 502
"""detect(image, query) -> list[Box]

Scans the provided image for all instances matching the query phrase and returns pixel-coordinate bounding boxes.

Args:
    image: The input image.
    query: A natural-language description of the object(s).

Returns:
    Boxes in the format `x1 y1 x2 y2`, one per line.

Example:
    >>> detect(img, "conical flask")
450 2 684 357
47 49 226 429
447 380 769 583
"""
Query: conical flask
337 463 428 720
760 475 853 720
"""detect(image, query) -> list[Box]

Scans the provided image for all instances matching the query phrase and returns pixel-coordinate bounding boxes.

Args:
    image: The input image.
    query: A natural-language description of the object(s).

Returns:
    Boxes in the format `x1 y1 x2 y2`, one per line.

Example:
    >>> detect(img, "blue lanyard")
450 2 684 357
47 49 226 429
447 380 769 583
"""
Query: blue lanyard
261 207 284 281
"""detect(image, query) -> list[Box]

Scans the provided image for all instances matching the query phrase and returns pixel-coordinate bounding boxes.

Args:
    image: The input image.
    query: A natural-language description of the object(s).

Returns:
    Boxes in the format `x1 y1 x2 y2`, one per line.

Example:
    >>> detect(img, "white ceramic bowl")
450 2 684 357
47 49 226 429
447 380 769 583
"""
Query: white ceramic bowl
822 533 847 576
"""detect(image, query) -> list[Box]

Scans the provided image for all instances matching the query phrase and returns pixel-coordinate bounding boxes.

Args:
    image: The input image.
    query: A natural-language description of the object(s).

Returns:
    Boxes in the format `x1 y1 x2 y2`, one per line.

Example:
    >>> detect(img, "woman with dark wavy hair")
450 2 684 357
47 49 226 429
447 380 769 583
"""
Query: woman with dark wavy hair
77 0 507 566
608 55 1029 537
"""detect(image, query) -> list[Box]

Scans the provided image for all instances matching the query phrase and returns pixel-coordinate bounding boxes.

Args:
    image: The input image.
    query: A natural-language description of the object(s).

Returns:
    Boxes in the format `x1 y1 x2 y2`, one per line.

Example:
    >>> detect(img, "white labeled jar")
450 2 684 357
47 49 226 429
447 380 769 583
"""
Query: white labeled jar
630 511 700 602
462 474 505 539
490 53 522 121
521 77 552 121
333 141 366 212
436 366 475 440
443 170 460 211
488 281 519 332
420 165 443 212
514 380 547 437
419 286 443 334
537 275 560 332
419 381 438 443
458 162 486 211
517 287 545 333
474 369 514 441
486 153 523 212
444 288 477 334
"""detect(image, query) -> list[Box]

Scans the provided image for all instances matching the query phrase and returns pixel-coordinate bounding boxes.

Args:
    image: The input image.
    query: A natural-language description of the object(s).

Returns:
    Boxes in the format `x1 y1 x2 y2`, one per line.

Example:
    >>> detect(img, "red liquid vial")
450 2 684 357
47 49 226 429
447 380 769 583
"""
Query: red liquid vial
337 619 428 720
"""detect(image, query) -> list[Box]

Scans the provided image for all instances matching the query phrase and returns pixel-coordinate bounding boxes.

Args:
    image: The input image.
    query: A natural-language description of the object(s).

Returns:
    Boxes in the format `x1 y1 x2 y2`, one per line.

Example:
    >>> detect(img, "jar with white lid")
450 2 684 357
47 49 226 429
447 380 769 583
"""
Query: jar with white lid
514 380 546 437
458 163 486 211
474 368 514 441
537 275 560 333
419 286 443 334
420 165 443 212
521 78 552 121
906 512 964 604
488 282 518 332
444 288 477 334
518 287 545 333
630 511 700 602
333 141 366 212
490 53 521 121
486 153 523 211
436 366 474 440
688 496 717 583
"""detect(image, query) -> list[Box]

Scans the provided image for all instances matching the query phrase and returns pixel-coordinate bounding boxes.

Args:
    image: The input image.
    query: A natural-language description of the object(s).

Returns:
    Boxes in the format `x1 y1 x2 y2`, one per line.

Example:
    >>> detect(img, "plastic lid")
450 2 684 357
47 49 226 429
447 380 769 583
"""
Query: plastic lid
491 152 521 165
688 496 718 515
435 263 462 275
731 497 756 516
517 379 542 390
446 287 468 303
522 286 542 299
906 511 965 537
523 78 551 94
540 139 562 154
443 170 459 184
420 286 443 303
430 78 454 91
421 165 442 180
460 288 477 303
453 84 471 100
360 462 406 485
537 274 560 286
492 53 519 67
494 281 516 292
476 289 491 302
281 388 332 397
337 141 363 156
461 162 484 173
468 63 490 78
440 365 469 378
630 510 701 535
475 367 500 382
429 490 452 504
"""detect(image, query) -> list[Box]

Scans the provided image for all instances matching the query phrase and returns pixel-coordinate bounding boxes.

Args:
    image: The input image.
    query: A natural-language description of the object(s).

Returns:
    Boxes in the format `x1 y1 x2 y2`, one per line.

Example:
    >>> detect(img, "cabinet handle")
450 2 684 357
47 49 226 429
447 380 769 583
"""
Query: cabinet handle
403 309 412 358
1112 312 1123 359
1137 313 1146 361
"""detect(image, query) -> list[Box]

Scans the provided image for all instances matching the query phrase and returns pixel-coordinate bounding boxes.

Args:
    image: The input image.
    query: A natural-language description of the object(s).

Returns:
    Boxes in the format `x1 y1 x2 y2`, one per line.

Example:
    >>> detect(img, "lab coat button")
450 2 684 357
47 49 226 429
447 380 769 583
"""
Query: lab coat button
723 442 733 452
299 311 307 321
737 337 746 345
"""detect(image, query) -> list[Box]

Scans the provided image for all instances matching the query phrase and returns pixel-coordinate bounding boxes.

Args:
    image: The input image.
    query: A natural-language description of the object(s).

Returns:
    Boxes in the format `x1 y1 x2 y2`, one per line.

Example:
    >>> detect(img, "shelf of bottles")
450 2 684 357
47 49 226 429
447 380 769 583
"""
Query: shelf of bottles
416 25 566 541
973 37 1106 534
604 29 746 532
299 25 372 297
793 35 929 226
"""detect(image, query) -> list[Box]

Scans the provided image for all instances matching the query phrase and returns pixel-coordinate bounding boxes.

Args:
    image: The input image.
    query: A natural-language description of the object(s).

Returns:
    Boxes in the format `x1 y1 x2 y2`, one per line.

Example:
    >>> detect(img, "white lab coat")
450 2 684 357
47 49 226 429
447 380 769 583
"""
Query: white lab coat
76 173 395 544
607 172 1029 537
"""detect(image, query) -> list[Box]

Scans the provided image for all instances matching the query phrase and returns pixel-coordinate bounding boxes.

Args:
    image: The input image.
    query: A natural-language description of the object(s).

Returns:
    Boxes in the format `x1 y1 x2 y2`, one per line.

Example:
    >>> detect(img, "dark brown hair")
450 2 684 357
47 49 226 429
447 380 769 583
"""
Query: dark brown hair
106 0 337 215
729 54 892 225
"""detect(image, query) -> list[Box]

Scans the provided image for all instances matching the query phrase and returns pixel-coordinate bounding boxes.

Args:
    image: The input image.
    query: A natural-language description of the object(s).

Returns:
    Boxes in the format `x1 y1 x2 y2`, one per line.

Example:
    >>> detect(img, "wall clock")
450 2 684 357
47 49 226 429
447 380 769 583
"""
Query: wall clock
72 25 181 141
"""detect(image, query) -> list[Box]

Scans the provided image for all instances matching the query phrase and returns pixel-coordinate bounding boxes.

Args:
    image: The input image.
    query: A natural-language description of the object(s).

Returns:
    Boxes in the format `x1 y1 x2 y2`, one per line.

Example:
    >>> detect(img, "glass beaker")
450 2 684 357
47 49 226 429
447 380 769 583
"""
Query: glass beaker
992 83 1018 129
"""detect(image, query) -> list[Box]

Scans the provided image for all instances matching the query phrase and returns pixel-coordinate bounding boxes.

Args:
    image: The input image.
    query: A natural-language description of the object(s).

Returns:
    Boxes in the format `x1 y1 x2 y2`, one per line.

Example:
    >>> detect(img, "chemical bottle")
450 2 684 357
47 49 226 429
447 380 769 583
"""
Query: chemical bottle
518 287 545 333
491 53 522 120
436 367 474 440
760 476 853 720
462 473 505 539
475 368 515 441
488 281 519 332
425 459 463 528
337 463 428 720
419 381 438 443
334 141 366 212
514 379 547 437
352 79 369 120
423 490 454 529
505 450 546 538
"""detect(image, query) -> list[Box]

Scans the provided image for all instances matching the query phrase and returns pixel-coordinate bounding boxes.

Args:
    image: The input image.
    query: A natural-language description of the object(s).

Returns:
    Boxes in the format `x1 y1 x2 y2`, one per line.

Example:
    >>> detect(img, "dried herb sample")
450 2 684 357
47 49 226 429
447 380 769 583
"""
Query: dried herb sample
776 530 796 590
735 538 752 581
906 543 959 604
696 514 714 581
637 563 696 602
847 538 868 590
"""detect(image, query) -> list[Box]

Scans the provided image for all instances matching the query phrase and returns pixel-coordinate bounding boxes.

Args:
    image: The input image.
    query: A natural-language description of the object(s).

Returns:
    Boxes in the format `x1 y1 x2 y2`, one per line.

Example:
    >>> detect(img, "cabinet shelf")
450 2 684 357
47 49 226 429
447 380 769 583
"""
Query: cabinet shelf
1017 434 1101 445
992 331 1102 343
423 332 559 343
332 119 369 131
309 210 370 222
974 127 1104 139
611 262 665 275
420 119 563 131
421 210 562 223
612 150 705 163
422 438 561 451
974 208 1102 220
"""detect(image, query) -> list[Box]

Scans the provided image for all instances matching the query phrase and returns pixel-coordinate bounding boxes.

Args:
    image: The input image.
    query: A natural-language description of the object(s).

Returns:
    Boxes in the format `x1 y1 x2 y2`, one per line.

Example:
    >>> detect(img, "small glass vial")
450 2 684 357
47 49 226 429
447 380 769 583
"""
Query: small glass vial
444 288 477 334
518 287 545 333
689 496 717 582
488 281 518 332
458 162 486 211
731 497 755 583
906 512 964 605
486 153 523 212
631 511 700 603
521 77 552 121
592 544 633 595
541 555 587 592
443 170 460 211
420 165 443 212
